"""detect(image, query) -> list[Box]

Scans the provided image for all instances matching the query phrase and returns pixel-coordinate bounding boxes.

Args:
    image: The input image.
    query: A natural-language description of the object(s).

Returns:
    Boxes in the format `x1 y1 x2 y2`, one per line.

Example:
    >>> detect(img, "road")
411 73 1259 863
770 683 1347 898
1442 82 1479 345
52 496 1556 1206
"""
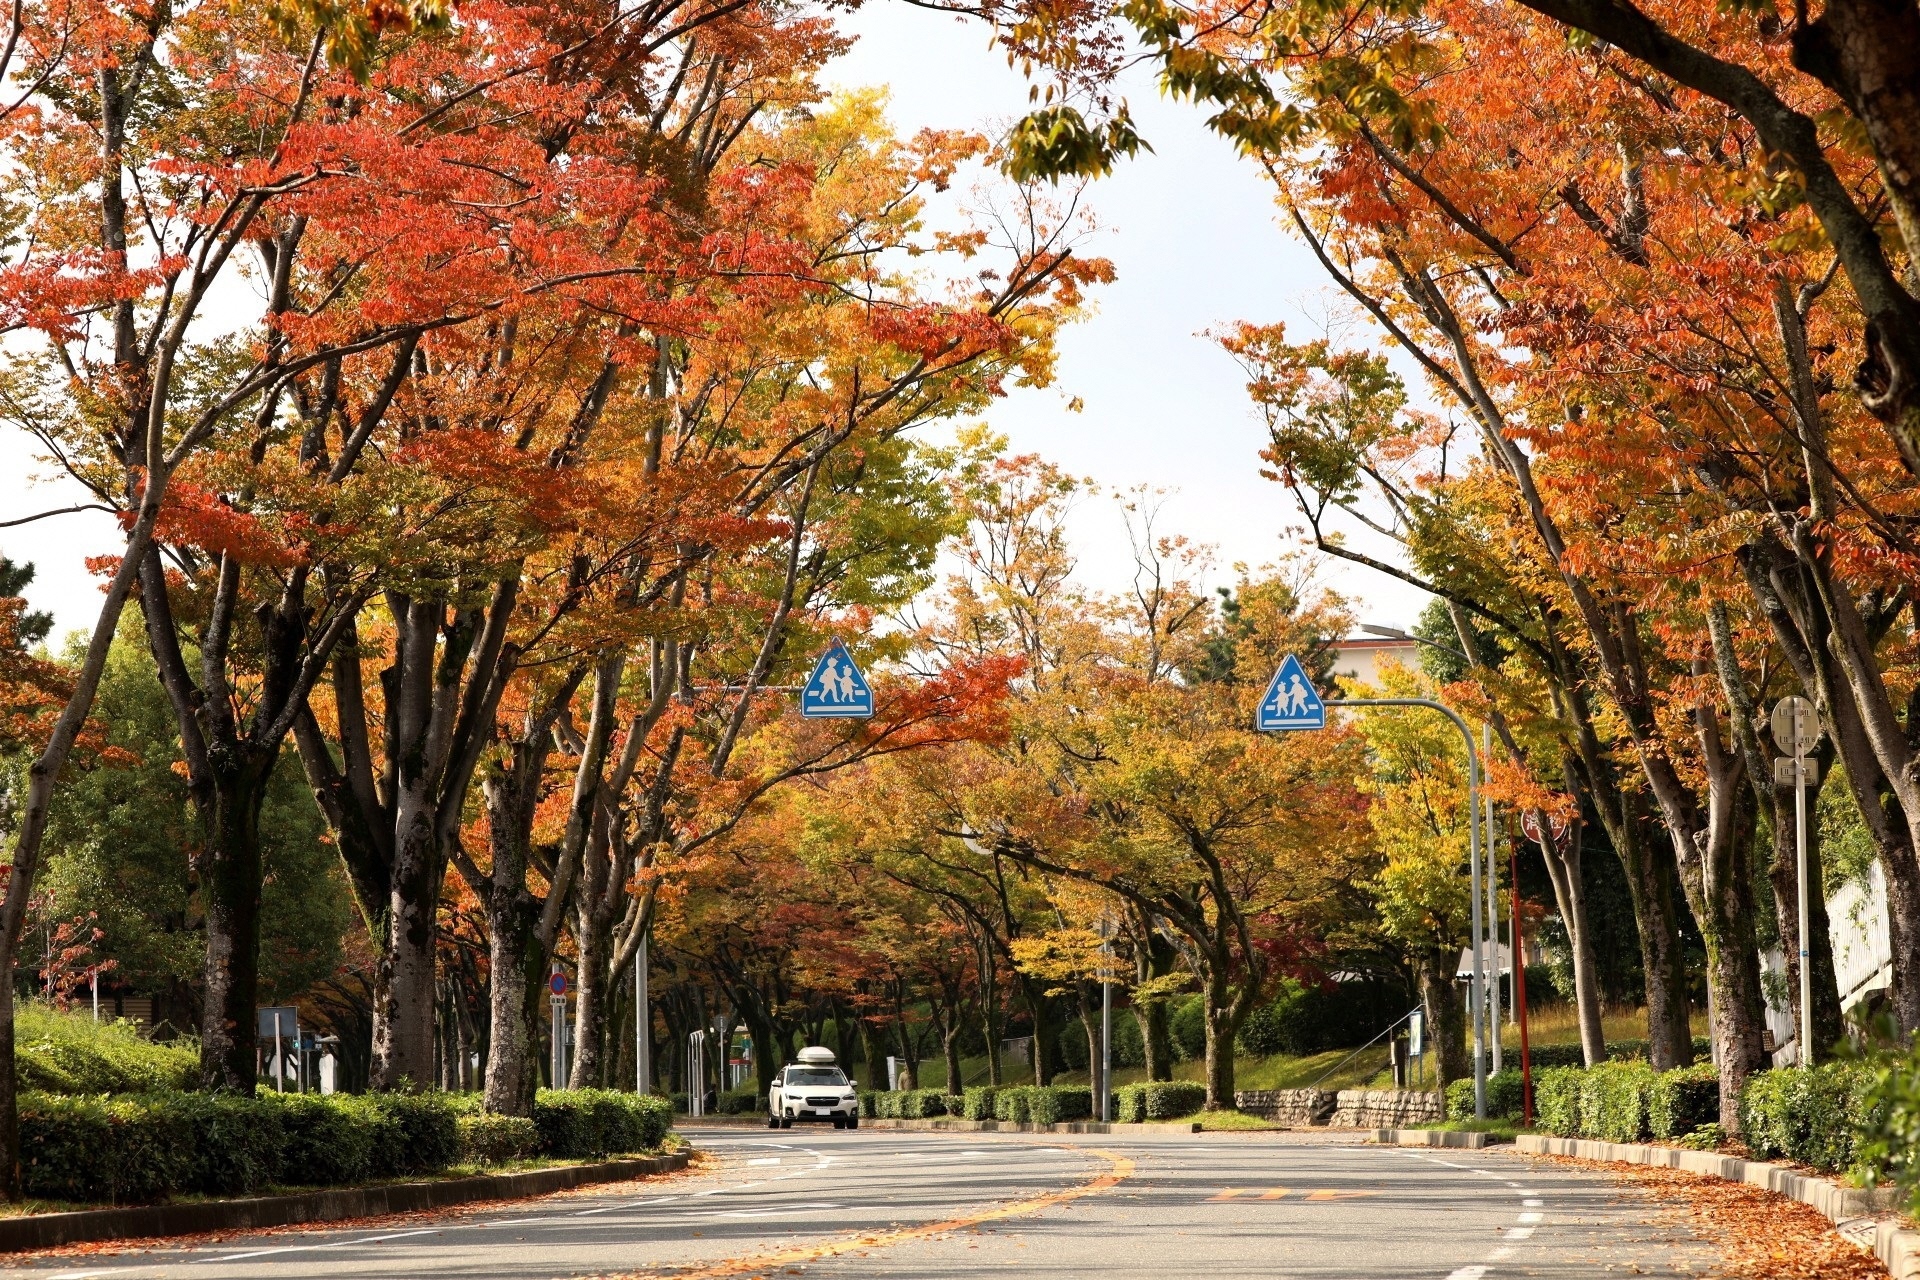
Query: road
24 1126 1726 1280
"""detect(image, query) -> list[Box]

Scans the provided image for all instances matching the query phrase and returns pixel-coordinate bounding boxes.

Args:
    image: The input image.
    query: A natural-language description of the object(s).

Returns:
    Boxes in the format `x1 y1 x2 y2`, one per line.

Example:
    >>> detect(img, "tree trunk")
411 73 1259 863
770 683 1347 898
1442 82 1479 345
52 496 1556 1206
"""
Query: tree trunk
374 811 440 1092
943 1025 963 1095
481 909 539 1114
198 762 272 1092
1616 811 1695 1069
1138 999 1173 1082
568 922 613 1088
1420 957 1469 1092
1201 974 1236 1111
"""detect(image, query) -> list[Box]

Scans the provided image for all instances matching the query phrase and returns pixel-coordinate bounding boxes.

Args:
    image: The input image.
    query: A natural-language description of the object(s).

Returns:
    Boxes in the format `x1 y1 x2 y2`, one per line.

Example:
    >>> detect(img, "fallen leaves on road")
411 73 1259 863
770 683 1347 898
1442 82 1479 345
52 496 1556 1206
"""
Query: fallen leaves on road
1546 1157 1886 1280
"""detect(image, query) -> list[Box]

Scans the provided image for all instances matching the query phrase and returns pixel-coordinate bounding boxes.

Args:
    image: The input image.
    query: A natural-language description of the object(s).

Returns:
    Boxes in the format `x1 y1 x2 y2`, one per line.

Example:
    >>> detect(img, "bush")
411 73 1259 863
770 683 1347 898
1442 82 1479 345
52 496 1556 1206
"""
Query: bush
13 1006 198 1096
715 1088 759 1115
269 1093 384 1186
363 1092 460 1176
1239 978 1412 1057
1169 997 1206 1061
1742 1062 1877 1173
458 1114 540 1165
1049 1086 1094 1122
1648 1064 1719 1141
897 1089 952 1119
532 1090 669 1158
1115 1084 1146 1124
1141 1081 1207 1119
1859 1047 1920 1211
961 1086 1000 1120
178 1093 285 1194
1444 1070 1525 1121
993 1086 1031 1123
1534 1066 1583 1136
18 1093 194 1204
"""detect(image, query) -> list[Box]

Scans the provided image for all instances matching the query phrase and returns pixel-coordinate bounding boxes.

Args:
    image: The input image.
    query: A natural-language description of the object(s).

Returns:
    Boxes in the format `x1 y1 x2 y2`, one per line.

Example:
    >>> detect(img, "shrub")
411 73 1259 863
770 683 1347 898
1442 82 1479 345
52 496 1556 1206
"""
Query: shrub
458 1114 540 1165
1238 978 1412 1057
1579 1061 1654 1143
1534 1066 1583 1136
1859 1048 1920 1212
1648 1064 1719 1141
1445 1070 1525 1121
897 1089 951 1119
943 1094 964 1118
1140 1081 1207 1120
1743 1062 1877 1173
858 1090 879 1118
1115 1084 1146 1124
1169 997 1206 1061
269 1093 383 1186
993 1086 1032 1123
18 1093 193 1205
531 1090 667 1158
961 1086 1000 1120
1048 1086 1094 1122
13 1005 198 1096
715 1089 759 1115
178 1093 285 1194
364 1092 460 1176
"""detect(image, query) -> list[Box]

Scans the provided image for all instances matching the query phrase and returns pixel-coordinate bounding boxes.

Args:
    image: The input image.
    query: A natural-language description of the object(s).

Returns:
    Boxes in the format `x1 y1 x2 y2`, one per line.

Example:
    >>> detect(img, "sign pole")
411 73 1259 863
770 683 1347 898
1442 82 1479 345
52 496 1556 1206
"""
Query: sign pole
1511 821 1534 1126
1100 917 1113 1123
1772 695 1820 1066
1483 725 1501 1074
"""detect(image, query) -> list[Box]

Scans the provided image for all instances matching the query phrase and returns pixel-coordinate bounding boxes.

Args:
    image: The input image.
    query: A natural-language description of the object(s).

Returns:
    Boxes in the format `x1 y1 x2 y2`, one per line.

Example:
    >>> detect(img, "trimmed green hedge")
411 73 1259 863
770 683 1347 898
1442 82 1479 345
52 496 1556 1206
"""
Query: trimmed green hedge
961 1085 1000 1120
17 1088 668 1206
993 1086 1032 1123
1648 1064 1719 1140
1444 1069 1526 1121
1741 1063 1878 1174
1114 1081 1207 1122
457 1114 540 1165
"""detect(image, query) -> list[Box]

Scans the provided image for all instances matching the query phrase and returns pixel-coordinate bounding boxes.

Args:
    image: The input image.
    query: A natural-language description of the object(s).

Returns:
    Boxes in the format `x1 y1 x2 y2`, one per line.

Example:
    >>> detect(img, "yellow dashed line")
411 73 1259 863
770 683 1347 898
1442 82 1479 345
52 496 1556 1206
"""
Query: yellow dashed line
620 1147 1136 1279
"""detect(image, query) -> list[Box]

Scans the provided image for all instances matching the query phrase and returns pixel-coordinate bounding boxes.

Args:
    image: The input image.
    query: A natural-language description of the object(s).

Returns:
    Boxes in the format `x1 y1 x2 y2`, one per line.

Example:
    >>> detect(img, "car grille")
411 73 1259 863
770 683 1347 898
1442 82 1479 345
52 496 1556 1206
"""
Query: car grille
805 1096 841 1107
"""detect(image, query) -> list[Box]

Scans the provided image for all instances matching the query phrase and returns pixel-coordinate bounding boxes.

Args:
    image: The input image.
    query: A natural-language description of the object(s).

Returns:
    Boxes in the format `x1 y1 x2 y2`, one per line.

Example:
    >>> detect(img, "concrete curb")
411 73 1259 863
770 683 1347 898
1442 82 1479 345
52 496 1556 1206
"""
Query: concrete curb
1370 1128 1491 1149
863 1118 1202 1134
0 1149 692 1254
1517 1134 1915 1277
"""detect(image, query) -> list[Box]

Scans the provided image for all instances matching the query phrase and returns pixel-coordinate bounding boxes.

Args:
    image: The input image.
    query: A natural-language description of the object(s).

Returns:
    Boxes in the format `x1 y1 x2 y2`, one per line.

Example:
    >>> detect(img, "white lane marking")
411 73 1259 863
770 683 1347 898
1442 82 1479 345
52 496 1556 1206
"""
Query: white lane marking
207 1227 441 1263
1522 1198 1543 1207
1517 1211 1542 1224
1487 1246 1515 1261
748 1157 783 1165
710 1202 843 1218
1445 1268 1490 1280
1503 1226 1536 1240
571 1194 682 1217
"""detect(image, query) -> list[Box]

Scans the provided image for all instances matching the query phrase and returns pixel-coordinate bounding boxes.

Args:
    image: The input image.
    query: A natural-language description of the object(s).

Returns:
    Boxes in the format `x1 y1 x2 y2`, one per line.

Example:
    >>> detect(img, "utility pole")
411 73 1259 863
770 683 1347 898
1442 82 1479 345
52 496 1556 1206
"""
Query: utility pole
636 933 650 1094
1772 695 1820 1065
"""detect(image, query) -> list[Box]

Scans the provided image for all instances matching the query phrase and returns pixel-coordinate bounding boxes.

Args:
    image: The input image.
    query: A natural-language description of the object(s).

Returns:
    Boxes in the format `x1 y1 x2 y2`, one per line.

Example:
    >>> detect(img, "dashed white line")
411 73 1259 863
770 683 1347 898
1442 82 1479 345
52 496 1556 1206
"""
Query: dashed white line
1503 1226 1536 1241
1445 1268 1490 1280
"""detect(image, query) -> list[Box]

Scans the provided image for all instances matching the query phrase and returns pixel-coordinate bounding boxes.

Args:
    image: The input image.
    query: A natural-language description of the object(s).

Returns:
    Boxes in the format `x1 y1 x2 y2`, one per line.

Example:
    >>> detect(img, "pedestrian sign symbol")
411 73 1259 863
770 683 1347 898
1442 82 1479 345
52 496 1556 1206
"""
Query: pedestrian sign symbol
801 639 873 719
1256 653 1325 731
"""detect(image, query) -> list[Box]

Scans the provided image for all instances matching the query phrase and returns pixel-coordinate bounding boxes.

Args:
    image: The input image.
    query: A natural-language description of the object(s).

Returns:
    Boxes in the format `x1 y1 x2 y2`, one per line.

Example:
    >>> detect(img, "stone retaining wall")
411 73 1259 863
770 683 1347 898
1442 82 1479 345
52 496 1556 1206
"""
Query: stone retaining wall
1331 1088 1443 1129
1233 1089 1337 1126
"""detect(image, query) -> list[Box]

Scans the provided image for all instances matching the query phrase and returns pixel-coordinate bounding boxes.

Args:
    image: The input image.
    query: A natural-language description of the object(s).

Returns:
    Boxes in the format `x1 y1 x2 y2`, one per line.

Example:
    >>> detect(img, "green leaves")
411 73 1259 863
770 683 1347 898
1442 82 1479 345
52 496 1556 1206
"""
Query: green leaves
1004 105 1151 183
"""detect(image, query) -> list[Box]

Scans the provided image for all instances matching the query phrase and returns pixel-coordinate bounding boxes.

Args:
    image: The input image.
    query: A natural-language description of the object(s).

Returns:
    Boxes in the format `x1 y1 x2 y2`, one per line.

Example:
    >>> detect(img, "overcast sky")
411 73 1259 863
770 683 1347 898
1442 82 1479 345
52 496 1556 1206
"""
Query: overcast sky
0 6 1431 642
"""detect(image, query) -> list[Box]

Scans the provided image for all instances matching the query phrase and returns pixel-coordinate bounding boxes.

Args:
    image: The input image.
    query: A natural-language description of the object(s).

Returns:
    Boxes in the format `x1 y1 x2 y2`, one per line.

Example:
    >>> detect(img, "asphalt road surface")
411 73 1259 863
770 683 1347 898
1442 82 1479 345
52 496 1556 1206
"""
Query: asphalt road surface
23 1126 1728 1280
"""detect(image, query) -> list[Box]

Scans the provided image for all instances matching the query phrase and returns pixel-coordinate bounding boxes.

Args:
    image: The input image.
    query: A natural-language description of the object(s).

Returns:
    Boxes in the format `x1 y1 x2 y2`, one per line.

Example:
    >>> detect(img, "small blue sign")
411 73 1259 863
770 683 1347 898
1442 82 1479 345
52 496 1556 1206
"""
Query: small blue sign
1256 653 1325 731
801 639 873 719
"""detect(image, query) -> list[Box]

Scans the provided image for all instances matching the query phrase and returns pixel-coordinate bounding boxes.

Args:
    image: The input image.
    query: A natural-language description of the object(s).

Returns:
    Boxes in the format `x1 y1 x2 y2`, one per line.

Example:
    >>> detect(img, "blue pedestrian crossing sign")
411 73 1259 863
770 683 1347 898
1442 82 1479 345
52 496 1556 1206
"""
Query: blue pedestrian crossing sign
1256 653 1326 731
801 639 873 719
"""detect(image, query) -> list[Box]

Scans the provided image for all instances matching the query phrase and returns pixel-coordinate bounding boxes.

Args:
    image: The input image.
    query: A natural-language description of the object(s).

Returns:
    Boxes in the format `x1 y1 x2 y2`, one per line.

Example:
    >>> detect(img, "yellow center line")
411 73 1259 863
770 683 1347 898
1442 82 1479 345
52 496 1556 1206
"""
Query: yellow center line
616 1146 1136 1279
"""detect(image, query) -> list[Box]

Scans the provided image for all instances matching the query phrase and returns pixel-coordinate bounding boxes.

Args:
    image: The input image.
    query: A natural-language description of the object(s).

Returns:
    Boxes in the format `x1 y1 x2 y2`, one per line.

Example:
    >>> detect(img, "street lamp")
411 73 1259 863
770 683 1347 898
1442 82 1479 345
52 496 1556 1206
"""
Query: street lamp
1351 622 1496 1110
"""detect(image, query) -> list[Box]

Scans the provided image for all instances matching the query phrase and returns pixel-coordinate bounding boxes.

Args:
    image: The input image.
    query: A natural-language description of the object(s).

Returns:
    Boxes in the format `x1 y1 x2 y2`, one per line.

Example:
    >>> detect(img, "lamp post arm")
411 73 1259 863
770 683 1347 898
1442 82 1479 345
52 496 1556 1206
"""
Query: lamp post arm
1326 696 1487 1119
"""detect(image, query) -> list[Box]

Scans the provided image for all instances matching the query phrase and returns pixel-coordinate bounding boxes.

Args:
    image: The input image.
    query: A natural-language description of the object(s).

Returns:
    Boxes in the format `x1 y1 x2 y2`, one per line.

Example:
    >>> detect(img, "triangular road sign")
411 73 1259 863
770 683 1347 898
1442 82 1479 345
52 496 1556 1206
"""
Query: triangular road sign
800 639 873 719
1256 653 1326 731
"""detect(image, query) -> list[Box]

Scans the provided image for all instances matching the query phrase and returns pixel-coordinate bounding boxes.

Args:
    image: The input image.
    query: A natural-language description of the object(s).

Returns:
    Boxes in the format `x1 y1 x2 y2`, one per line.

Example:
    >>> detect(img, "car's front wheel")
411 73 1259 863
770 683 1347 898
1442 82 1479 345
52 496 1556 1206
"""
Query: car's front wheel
847 1115 858 1130
779 1115 793 1129
767 1113 780 1129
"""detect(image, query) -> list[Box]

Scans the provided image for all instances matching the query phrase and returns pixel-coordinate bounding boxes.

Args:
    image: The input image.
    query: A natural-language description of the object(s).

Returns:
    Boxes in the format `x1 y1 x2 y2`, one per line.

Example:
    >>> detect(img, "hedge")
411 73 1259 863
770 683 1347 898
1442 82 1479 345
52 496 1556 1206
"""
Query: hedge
993 1086 1032 1123
16 1087 672 1206
1444 1069 1526 1121
1647 1064 1719 1140
1115 1081 1207 1122
1741 1062 1879 1174
961 1085 1000 1120
457 1114 540 1165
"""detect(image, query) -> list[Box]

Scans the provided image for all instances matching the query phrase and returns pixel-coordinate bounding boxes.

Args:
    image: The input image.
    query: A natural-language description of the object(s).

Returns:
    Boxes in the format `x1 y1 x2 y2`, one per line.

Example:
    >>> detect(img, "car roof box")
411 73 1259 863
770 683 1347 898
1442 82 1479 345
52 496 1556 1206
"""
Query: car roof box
795 1046 837 1066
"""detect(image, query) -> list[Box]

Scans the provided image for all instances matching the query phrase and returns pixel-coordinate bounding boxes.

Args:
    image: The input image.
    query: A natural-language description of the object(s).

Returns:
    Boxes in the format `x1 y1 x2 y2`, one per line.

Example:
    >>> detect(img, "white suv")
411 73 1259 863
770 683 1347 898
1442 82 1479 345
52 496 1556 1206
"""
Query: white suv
768 1047 859 1129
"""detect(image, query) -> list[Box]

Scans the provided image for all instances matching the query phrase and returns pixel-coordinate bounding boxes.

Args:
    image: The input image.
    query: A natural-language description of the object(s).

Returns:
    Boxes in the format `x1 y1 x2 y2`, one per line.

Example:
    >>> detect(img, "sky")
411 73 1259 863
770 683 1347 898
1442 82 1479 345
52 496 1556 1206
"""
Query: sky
0 6 1432 642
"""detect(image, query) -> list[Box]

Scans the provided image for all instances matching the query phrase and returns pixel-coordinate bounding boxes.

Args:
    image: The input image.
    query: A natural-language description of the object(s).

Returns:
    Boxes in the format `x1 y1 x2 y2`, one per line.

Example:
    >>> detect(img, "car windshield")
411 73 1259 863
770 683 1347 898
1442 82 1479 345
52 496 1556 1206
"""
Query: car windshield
784 1068 847 1087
